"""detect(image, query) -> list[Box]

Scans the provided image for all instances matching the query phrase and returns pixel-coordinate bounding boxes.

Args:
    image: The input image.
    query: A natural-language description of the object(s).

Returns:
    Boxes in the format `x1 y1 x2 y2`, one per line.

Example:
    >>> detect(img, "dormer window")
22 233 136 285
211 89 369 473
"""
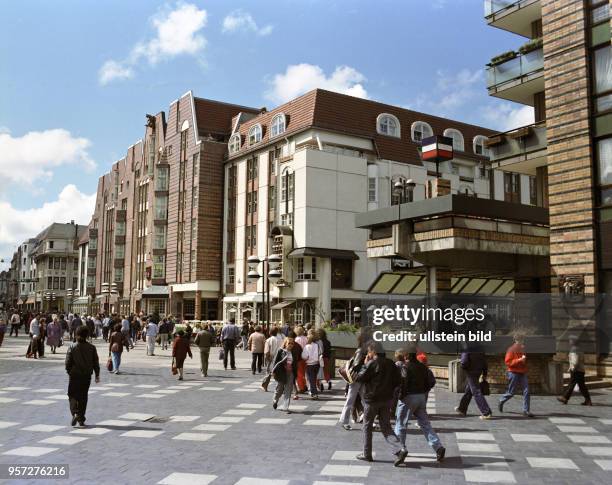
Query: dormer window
473 135 490 157
270 114 286 138
248 124 263 145
411 121 433 142
228 133 241 154
443 128 465 152
376 113 401 138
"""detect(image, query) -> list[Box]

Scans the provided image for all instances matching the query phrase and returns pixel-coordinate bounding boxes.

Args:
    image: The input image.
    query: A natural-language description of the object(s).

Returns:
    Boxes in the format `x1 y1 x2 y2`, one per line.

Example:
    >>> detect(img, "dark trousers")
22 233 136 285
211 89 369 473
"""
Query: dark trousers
251 352 263 373
458 373 491 416
223 339 236 369
362 400 403 458
563 370 591 402
10 324 20 337
68 374 91 421
306 364 320 396
0 331 4 346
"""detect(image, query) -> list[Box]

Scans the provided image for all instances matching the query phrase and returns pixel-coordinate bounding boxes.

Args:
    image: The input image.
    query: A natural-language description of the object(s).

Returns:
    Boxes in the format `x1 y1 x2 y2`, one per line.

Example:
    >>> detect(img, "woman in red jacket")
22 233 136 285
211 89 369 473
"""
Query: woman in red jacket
498 333 534 417
172 330 192 381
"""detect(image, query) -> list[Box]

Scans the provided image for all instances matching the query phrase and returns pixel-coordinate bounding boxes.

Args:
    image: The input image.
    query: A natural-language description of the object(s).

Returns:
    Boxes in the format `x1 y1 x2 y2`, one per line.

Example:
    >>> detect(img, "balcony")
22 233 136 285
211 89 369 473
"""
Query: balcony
487 46 543 104
487 121 547 174
485 0 541 38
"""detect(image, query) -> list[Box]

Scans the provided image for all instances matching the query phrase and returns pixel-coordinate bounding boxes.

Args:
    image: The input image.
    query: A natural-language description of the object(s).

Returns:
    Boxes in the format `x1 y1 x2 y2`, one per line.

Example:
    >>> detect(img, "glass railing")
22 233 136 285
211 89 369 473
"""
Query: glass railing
485 0 519 16
487 48 543 88
489 121 547 162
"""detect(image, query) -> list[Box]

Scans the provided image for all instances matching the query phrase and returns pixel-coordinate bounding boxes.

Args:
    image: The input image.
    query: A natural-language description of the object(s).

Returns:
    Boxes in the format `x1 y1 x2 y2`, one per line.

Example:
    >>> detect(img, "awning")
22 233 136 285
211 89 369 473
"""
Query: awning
270 225 293 237
271 300 296 310
141 285 169 298
96 294 119 303
26 296 36 304
287 247 359 260
17 298 24 305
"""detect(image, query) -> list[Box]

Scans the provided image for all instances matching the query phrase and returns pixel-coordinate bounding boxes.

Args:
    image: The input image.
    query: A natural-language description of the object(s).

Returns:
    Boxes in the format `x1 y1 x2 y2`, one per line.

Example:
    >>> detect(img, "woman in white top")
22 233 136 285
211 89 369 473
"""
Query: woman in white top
301 331 321 399
28 317 41 359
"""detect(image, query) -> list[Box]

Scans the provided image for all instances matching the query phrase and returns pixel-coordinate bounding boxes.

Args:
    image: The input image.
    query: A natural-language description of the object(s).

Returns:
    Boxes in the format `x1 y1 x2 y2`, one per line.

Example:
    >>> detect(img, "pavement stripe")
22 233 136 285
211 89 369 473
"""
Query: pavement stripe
464 470 516 483
39 436 89 445
157 472 217 485
320 465 370 477
526 457 579 470
172 433 214 442
2 446 59 457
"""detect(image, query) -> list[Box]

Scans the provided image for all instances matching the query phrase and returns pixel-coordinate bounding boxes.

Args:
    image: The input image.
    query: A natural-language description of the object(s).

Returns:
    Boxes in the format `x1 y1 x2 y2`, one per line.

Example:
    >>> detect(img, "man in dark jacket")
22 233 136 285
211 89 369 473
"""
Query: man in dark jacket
194 326 214 377
395 348 445 462
355 342 407 466
65 326 100 426
456 347 492 418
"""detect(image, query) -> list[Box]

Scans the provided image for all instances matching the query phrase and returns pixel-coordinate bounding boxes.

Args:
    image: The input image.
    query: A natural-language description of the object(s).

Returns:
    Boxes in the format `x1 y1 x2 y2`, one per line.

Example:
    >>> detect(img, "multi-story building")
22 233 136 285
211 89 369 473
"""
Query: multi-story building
0 270 9 311
484 0 612 372
89 92 259 318
222 89 495 325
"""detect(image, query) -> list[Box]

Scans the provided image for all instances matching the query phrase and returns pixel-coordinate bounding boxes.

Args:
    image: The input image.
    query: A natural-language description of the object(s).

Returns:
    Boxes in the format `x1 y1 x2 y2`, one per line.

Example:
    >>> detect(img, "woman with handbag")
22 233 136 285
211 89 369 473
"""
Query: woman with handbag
172 330 192 380
301 331 321 399
338 329 371 430
271 337 300 413
108 323 129 374
455 346 492 419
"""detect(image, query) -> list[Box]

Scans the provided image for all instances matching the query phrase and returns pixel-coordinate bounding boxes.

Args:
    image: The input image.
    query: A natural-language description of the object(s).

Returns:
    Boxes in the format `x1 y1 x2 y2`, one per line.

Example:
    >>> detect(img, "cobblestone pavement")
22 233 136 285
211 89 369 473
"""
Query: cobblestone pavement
0 335 611 485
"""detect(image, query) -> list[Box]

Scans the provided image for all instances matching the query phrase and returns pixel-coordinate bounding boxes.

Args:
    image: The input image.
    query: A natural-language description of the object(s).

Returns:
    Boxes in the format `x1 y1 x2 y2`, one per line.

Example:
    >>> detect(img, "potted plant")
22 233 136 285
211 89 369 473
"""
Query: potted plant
519 37 543 55
489 50 517 66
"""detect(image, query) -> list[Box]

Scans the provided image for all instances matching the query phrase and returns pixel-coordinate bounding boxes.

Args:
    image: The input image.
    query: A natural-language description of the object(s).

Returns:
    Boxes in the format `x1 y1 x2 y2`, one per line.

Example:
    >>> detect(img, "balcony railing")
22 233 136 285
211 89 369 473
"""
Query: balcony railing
485 0 519 16
487 48 543 89
488 121 547 163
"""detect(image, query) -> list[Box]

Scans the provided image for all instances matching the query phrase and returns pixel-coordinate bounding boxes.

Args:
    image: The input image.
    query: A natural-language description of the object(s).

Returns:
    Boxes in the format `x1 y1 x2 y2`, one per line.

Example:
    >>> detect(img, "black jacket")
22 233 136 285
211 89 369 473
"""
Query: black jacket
272 347 300 383
355 354 401 403
399 359 435 398
66 342 100 379
460 352 488 377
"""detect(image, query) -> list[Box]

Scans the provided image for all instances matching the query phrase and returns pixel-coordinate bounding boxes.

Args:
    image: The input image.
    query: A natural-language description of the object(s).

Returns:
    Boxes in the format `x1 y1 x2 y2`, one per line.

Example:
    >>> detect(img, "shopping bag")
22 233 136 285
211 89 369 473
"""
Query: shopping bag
480 379 491 396
218 348 225 360
171 358 178 375
106 358 113 372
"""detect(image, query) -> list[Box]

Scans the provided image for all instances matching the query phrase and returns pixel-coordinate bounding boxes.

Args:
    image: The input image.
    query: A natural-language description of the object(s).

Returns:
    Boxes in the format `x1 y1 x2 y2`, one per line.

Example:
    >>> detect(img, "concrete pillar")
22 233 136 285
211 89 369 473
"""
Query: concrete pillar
427 267 451 295
318 258 332 326
194 290 201 320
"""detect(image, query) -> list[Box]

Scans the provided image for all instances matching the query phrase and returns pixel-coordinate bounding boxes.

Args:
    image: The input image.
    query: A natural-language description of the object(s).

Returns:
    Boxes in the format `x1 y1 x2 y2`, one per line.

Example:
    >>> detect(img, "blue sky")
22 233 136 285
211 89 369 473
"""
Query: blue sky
0 0 532 268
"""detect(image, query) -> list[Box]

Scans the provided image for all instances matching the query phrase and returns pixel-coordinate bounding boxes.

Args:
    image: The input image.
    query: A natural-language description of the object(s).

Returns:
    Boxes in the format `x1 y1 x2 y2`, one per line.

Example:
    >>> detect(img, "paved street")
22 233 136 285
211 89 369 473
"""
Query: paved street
0 335 611 485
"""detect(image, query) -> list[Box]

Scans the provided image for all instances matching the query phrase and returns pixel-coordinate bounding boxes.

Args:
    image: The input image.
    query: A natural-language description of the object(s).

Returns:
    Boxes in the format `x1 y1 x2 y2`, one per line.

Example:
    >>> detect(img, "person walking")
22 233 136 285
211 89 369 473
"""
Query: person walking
294 326 308 393
318 328 333 392
354 342 407 466
241 320 249 350
10 311 21 337
65 326 100 426
194 325 213 377
46 317 62 354
172 330 192 380
121 315 133 349
28 316 41 359
248 325 266 374
455 347 492 419
70 314 82 342
108 323 130 374
0 317 6 347
145 318 158 356
271 337 300 413
261 327 284 391
102 314 111 342
301 332 321 399
221 318 240 370
158 319 170 351
339 330 370 430
557 335 592 406
395 347 445 462
499 333 534 417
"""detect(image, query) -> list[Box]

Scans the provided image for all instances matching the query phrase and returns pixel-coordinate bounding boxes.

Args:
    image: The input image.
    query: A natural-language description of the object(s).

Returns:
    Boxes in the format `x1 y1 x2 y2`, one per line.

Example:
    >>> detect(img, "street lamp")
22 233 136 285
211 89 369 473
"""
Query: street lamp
247 254 283 324
353 306 361 326
101 282 110 315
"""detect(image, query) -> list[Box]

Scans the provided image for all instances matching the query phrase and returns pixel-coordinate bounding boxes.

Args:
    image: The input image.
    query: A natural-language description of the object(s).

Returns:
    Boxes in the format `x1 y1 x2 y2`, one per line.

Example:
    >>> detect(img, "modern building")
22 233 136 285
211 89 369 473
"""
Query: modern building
222 89 495 325
484 0 612 373
88 92 260 318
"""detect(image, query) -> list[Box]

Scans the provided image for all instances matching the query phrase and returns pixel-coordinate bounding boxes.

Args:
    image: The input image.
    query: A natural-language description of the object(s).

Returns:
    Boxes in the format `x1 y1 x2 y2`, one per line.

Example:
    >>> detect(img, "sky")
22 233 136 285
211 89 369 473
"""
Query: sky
0 0 534 270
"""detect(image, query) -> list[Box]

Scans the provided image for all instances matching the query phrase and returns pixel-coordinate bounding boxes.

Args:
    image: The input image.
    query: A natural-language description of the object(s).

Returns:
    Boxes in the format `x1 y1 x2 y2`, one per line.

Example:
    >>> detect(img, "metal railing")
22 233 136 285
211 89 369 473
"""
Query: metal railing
488 121 547 162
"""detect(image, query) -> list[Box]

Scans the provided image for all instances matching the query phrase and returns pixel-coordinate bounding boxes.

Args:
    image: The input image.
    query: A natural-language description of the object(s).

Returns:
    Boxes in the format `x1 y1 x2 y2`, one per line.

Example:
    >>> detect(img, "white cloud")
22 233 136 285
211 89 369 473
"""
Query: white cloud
98 3 207 84
222 10 273 36
0 129 96 185
0 185 95 268
99 60 134 85
267 64 368 104
0 126 10 134
483 103 535 132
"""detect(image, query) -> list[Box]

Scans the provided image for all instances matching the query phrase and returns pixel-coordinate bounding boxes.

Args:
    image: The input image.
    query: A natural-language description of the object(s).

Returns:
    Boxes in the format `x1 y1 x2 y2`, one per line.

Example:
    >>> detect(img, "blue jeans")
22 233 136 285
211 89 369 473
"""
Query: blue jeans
306 364 320 396
500 371 530 412
395 393 442 451
111 351 122 372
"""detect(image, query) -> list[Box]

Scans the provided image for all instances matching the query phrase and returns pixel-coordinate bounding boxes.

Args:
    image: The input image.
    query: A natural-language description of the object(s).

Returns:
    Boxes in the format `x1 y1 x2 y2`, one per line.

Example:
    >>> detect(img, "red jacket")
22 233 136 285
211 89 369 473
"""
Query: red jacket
172 336 193 361
505 343 527 374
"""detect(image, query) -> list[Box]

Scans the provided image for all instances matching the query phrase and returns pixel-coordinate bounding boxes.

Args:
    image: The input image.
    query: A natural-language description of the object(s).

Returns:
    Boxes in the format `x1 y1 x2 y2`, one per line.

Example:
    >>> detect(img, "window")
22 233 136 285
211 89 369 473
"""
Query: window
598 138 612 185
191 250 196 270
116 221 126 236
451 163 459 175
115 245 125 258
193 154 199 182
592 2 610 24
247 157 258 180
53 277 60 290
47 276 52 289
443 128 465 151
281 169 294 202
504 172 521 203
60 277 66 290
268 186 276 211
479 165 490 180
88 257 96 269
331 258 353 289
529 176 538 205
87 275 95 288
114 268 123 282
594 45 612 94
48 258 53 269
411 121 433 142
54 258 60 270
245 225 257 250
270 113 286 137
228 133 241 154
368 177 377 202
297 257 317 280
155 166 169 191
376 113 401 138
154 196 168 220
49 241 54 249
153 255 165 279
247 191 258 214
248 124 262 145
473 135 490 156
227 266 235 285
280 213 293 226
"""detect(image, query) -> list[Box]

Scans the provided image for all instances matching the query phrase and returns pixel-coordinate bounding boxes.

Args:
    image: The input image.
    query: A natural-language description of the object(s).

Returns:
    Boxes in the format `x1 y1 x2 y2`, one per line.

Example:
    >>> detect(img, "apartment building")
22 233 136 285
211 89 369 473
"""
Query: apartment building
223 89 495 325
88 92 259 318
484 0 612 370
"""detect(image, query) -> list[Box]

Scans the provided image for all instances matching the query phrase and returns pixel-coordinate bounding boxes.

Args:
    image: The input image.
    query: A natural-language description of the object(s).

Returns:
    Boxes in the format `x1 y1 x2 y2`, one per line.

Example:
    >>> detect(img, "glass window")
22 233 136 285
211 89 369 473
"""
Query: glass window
411 121 433 142
54 258 60 270
473 135 490 156
504 172 521 203
592 3 610 24
228 134 241 154
377 113 400 138
368 177 377 202
598 138 612 185
60 277 66 290
153 255 165 278
594 45 612 94
247 158 258 180
155 166 169 191
227 266 235 285
114 268 123 282
270 114 286 137
154 196 168 220
248 124 262 145
529 176 537 205
48 257 53 269
268 186 276 210
443 128 465 151
115 244 125 258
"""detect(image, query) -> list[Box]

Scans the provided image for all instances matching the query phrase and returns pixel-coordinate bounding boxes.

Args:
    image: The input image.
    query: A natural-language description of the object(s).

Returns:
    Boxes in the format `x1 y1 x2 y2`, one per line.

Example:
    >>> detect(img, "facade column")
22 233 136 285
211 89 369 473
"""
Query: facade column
317 258 332 326
195 290 202 320
427 266 451 295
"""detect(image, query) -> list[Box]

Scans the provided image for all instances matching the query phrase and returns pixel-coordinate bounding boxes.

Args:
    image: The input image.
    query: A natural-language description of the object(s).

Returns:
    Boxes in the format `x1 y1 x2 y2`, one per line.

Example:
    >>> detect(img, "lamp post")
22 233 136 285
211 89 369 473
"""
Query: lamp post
66 288 74 313
110 282 119 315
101 282 110 315
353 306 361 326
247 254 282 324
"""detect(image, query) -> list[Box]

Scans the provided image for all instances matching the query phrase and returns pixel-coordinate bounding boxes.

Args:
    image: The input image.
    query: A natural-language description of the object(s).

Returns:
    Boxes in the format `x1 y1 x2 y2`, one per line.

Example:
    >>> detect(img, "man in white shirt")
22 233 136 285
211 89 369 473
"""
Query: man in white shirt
29 316 40 358
261 327 285 391
145 319 158 356
10 312 21 337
